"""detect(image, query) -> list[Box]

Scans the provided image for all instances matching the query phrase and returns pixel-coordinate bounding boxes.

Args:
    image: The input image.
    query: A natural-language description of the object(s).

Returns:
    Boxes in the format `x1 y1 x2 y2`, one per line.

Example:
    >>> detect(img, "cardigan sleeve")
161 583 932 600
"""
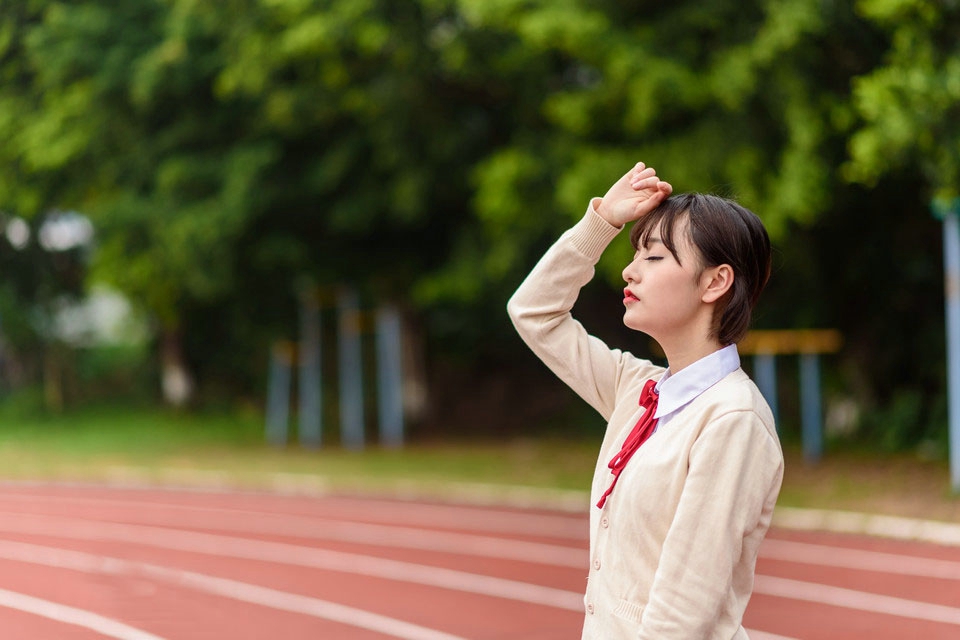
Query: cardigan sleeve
506 201 662 420
636 410 783 639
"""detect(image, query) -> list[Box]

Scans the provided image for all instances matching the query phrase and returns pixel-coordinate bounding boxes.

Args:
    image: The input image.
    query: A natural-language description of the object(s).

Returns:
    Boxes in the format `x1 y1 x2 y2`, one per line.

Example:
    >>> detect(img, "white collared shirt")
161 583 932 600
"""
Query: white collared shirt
653 344 741 430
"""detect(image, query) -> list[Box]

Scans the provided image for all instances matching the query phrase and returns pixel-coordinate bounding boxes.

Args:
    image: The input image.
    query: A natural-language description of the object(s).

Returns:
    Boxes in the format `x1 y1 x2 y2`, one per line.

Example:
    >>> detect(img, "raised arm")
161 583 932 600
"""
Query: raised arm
506 162 671 418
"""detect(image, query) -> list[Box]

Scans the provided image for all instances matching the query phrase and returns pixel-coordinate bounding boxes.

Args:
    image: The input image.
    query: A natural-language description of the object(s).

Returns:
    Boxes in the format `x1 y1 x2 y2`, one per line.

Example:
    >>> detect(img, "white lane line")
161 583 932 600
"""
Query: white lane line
233 517 585 567
3 501 958 588
7 496 960 632
761 539 960 580
747 632 799 640
7 498 960 581
7 480 960 548
0 513 584 611
754 574 960 625
774 507 960 547
145 514 587 568
0 539 790 640
0 491 589 540
0 586 166 640
0 540 466 640
0 473 591 514
0 505 587 568
2 513 959 629
144 567 467 640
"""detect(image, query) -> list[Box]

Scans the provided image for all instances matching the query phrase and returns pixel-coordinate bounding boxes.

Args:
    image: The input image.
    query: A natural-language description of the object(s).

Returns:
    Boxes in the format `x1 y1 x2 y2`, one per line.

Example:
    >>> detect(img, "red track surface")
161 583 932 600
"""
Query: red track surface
0 483 957 639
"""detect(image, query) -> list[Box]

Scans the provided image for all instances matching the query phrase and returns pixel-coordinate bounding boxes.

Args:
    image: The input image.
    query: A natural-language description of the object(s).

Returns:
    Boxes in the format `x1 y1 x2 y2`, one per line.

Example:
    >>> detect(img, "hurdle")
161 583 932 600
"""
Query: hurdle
265 286 405 450
738 329 843 463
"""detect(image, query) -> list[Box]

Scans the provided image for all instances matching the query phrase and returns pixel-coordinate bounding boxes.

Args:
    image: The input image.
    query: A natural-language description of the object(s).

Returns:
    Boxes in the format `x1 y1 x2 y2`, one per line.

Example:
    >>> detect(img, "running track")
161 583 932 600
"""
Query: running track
0 482 957 639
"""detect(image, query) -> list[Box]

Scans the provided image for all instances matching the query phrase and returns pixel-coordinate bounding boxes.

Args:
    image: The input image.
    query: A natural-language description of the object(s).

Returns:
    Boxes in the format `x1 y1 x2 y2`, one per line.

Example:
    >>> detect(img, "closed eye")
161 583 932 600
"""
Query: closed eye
645 256 663 261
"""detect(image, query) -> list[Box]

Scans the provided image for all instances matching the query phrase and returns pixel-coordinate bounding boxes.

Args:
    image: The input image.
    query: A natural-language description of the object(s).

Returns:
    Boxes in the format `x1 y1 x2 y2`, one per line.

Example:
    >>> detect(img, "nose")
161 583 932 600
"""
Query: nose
622 256 641 283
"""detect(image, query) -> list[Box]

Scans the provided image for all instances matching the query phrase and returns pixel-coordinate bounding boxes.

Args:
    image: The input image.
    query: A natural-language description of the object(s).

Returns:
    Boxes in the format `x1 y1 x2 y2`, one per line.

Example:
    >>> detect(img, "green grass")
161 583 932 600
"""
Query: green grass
0 404 597 496
1 404 958 522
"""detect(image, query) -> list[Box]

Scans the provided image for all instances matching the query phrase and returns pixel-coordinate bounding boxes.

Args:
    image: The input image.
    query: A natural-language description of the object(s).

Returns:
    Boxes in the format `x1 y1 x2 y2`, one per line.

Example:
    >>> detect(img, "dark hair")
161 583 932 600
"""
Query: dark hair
629 193 771 345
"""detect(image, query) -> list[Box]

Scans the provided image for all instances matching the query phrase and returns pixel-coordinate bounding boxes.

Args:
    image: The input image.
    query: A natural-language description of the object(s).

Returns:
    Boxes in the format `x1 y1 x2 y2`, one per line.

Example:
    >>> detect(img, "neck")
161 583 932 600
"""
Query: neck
662 340 724 373
656 320 724 373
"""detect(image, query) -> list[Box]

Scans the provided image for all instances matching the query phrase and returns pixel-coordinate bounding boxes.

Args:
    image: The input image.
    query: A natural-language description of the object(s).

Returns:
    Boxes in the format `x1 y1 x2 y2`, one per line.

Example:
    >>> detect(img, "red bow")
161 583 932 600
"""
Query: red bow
596 379 659 508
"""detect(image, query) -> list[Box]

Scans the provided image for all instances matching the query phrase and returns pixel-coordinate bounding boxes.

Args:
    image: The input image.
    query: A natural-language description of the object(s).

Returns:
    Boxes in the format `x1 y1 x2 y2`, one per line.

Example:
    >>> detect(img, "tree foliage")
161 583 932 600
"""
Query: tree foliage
439 0 887 292
845 0 960 199
0 0 951 447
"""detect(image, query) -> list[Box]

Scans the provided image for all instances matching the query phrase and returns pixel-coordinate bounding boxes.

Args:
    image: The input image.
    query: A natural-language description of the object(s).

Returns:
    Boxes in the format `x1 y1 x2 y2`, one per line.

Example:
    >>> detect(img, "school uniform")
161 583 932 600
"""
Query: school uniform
506 202 784 639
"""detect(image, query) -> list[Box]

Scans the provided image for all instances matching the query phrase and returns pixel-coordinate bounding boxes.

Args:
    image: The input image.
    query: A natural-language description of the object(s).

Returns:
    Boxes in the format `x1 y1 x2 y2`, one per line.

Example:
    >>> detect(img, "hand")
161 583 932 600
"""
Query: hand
595 162 673 227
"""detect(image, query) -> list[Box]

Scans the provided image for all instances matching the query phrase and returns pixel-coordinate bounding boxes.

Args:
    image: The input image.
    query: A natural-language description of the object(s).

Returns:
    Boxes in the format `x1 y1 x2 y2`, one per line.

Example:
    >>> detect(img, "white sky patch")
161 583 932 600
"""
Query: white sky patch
52 286 149 347
5 217 30 250
39 211 94 252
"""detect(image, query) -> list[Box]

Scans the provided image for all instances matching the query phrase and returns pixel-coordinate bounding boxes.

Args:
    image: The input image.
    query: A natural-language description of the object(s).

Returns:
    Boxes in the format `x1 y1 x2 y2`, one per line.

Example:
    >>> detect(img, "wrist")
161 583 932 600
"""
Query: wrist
592 197 622 228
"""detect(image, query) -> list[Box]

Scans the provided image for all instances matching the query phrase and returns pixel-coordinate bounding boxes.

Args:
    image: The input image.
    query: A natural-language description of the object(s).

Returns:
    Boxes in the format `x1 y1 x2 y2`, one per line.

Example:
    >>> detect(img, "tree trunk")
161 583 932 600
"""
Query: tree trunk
43 344 63 413
400 310 428 425
160 329 194 407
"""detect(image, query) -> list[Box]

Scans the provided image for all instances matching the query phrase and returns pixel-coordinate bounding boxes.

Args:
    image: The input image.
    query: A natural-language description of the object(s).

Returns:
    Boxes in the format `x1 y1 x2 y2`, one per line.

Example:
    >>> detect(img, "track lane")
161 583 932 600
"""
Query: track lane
0 538 579 640
0 484 957 639
744 592 960 640
0 488 590 542
0 584 163 640
0 604 107 640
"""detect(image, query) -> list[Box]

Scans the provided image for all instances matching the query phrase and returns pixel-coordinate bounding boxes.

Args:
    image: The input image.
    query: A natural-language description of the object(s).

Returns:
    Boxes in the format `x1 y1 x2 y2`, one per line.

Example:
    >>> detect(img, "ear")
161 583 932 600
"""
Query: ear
701 264 734 304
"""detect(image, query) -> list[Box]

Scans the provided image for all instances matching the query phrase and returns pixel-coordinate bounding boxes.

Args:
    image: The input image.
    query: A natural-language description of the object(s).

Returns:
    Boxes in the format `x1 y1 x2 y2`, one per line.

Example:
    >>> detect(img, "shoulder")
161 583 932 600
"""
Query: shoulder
702 369 773 421
693 369 777 440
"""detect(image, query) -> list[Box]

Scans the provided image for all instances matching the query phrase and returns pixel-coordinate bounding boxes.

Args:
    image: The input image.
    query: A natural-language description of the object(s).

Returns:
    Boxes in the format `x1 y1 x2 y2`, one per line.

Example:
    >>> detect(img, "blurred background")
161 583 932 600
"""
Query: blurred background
0 0 956 506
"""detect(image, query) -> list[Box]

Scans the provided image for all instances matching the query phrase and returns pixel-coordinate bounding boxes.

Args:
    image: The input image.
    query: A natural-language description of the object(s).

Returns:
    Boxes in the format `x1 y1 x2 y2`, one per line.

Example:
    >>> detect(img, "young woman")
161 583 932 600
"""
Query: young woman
507 162 783 639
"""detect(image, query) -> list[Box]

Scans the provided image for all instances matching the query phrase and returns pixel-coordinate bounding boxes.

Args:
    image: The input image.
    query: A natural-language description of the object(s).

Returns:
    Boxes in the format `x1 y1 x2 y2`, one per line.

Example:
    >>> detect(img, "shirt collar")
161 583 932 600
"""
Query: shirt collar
653 344 740 420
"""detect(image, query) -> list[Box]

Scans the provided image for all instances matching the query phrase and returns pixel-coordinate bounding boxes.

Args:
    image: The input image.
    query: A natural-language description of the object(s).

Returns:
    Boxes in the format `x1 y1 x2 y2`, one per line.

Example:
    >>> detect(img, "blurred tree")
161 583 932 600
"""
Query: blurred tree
0 0 521 410
0 1 277 406
0 2 94 410
844 0 960 197
838 0 960 448
430 0 900 435
0 0 948 447
447 0 884 281
0 213 90 410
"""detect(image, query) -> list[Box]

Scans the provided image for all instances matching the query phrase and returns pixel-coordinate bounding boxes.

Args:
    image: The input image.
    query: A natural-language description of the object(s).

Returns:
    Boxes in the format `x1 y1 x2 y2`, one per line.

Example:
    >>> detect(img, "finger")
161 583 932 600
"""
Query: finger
631 176 660 190
658 181 673 195
632 166 655 178
630 169 657 187
630 165 654 181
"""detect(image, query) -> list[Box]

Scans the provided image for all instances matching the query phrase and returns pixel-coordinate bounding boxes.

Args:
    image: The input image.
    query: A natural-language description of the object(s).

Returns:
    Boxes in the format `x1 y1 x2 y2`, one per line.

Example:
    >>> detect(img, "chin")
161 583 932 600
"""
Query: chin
622 314 645 333
624 315 662 342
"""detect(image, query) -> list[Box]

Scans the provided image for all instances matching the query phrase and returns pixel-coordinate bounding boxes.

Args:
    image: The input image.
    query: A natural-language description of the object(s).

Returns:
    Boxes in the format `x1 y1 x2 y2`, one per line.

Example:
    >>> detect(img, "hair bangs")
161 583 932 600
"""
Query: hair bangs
627 192 772 345
629 194 694 265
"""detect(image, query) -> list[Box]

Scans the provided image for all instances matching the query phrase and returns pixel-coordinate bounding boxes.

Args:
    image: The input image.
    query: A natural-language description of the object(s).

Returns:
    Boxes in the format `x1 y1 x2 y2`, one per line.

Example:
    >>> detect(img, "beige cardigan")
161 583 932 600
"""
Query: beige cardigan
507 204 783 639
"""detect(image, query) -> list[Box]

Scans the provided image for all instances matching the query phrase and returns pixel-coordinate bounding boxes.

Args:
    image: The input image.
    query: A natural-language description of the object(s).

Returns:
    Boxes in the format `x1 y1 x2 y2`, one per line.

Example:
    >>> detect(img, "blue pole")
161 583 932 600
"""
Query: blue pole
799 353 823 463
376 305 404 448
337 288 365 450
943 211 960 492
753 353 779 430
265 341 293 447
298 290 322 448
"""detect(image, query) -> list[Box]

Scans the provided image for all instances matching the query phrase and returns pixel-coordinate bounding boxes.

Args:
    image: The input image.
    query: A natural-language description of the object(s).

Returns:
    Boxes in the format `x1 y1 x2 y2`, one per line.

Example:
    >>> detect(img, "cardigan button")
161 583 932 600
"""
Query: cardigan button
586 603 595 614
593 559 601 570
601 516 609 528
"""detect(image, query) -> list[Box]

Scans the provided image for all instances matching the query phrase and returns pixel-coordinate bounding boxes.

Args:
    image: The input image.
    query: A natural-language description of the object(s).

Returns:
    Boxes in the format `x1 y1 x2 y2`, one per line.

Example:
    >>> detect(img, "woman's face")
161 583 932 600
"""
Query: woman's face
621 218 708 340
